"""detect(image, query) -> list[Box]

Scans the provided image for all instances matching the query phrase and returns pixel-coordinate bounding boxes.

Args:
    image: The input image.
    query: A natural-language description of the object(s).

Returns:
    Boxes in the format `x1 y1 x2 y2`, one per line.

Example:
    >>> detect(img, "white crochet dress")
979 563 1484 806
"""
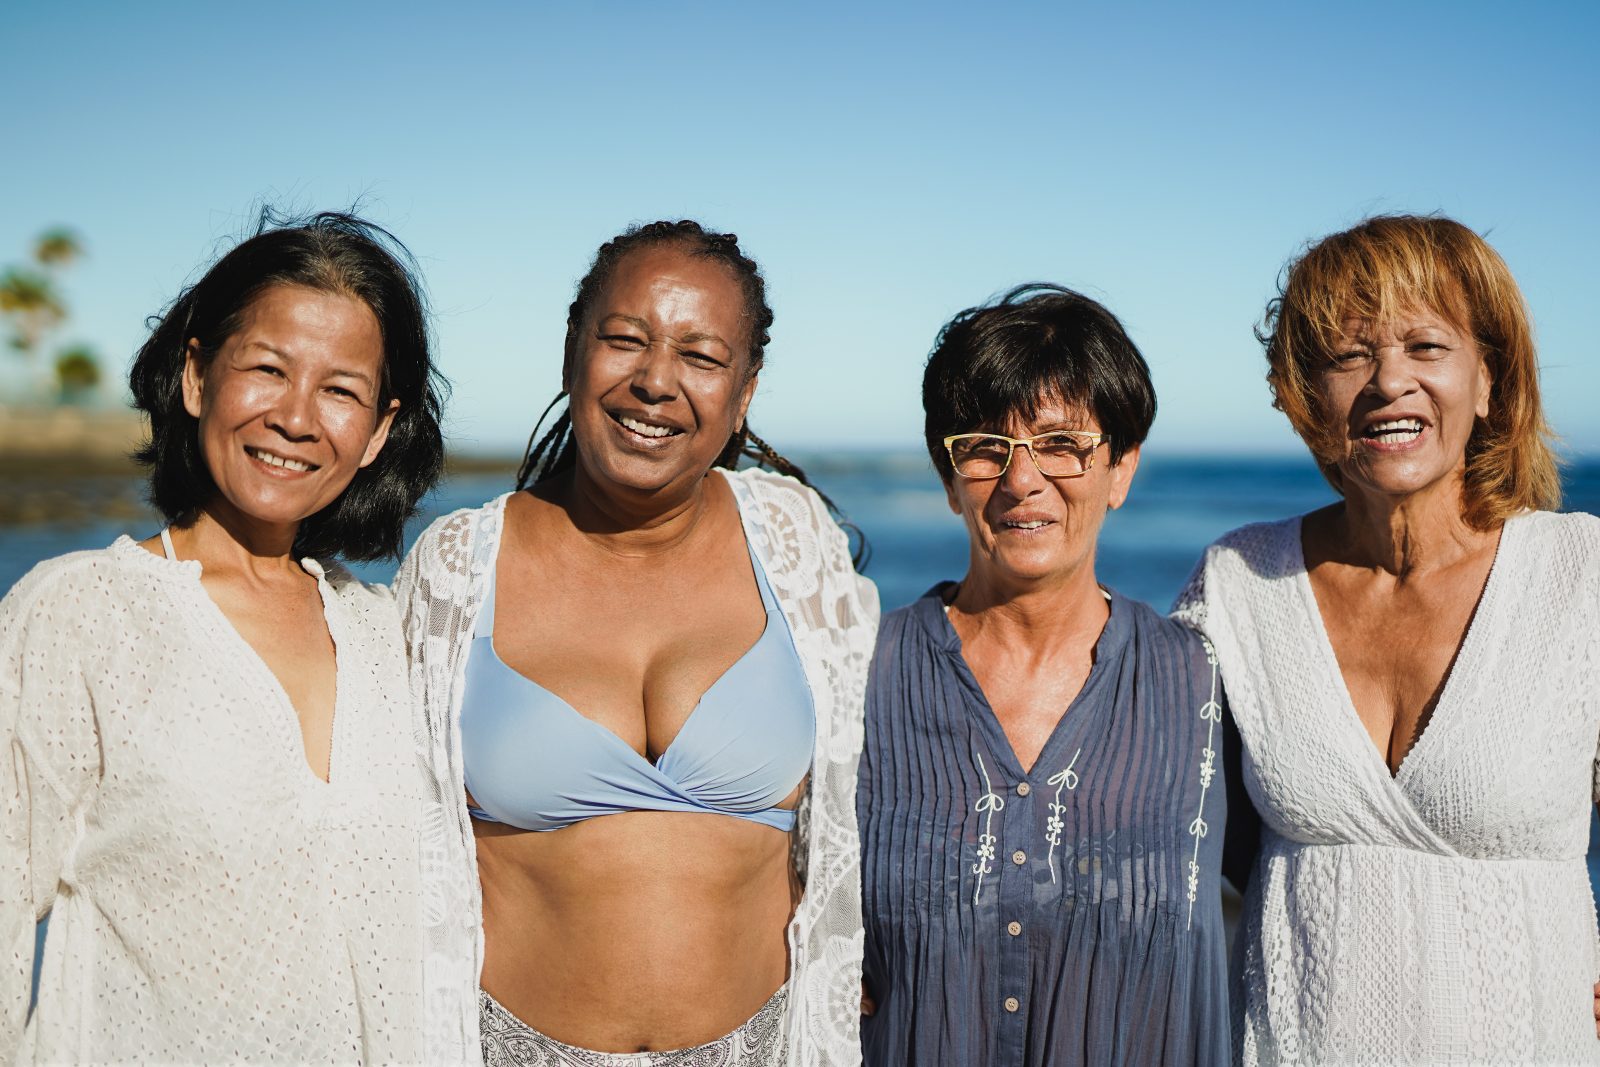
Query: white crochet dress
1175 511 1600 1065
2 538 426 1065
396 468 880 1066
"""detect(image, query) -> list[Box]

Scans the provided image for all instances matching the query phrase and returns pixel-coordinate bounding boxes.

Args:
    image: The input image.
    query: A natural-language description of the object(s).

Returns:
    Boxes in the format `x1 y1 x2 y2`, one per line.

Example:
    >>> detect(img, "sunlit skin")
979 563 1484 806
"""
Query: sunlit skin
139 285 397 781
562 244 758 514
1300 307 1499 778
1319 308 1491 513
944 399 1140 773
473 244 803 1052
1297 305 1600 1035
857 399 1141 1020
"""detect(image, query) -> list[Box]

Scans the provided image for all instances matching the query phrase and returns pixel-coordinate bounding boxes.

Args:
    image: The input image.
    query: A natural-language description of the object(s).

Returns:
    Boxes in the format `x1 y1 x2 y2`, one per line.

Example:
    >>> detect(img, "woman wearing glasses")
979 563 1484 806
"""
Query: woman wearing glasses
858 284 1249 1066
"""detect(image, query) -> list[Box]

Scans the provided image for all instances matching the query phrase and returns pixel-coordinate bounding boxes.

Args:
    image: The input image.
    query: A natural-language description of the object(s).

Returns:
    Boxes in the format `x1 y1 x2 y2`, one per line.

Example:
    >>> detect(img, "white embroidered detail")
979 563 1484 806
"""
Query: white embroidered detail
1186 637 1222 929
1044 748 1082 884
972 752 1005 906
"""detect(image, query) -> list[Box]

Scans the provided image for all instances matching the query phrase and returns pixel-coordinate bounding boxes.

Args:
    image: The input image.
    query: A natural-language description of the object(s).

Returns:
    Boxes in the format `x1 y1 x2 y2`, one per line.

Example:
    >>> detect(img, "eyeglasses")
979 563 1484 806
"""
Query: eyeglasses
943 430 1105 479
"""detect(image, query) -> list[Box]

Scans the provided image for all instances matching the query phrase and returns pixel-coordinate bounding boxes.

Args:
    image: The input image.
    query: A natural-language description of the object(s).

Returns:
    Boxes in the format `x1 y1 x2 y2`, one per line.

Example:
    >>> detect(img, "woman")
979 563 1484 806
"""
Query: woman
398 220 877 1065
1 211 446 1063
859 284 1247 1066
1175 214 1600 1063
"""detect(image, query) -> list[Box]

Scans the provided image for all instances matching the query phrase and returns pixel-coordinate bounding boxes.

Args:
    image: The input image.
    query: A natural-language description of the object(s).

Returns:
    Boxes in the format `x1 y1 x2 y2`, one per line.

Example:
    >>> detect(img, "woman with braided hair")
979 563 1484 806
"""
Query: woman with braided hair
399 220 878 1065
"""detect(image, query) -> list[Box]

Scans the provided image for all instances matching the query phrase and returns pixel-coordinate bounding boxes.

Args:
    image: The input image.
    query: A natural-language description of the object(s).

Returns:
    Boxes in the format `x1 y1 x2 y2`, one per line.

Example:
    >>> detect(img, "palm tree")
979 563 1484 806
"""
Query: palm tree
34 228 83 268
54 344 101 404
1 227 86 401
0 267 65 359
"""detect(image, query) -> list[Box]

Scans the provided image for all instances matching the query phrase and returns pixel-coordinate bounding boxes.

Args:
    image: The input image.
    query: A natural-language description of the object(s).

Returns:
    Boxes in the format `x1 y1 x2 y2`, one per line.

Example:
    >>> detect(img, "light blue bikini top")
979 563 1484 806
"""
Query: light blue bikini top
460 524 815 833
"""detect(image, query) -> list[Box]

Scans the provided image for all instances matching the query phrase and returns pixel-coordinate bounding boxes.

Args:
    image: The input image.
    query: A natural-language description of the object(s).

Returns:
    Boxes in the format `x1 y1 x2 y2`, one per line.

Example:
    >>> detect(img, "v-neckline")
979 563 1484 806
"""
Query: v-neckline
148 536 345 790
1293 513 1514 789
935 584 1123 779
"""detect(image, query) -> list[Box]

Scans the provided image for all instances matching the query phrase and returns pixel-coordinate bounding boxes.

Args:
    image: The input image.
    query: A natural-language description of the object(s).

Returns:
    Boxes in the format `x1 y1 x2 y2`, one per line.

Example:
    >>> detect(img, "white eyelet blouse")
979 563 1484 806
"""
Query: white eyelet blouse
2 536 428 1065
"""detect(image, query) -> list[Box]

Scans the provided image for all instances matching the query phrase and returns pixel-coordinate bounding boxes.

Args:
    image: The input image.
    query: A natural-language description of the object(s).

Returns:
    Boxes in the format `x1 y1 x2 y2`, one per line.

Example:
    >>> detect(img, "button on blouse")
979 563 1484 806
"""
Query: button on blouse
859 585 1237 1067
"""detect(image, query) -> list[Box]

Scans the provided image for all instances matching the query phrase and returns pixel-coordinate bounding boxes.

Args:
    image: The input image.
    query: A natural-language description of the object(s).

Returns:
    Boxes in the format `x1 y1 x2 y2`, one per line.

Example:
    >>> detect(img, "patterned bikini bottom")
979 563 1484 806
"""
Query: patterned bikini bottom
479 985 789 1067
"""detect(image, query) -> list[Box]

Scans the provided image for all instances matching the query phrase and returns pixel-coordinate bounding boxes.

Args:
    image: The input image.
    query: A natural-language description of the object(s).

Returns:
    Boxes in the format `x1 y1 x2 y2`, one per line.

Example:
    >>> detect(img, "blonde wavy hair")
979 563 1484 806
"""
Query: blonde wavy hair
1260 214 1560 528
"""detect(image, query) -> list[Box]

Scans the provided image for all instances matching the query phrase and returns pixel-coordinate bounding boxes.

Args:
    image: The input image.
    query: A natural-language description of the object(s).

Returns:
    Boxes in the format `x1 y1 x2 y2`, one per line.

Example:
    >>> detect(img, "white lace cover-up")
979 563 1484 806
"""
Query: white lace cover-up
1174 510 1600 1065
396 468 879 1066
2 537 426 1065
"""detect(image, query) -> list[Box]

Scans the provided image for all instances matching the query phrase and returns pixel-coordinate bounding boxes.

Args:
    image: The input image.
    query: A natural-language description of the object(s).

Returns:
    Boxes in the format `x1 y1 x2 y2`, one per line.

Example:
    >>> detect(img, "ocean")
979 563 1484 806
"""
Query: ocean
6 451 1598 608
9 452 1600 998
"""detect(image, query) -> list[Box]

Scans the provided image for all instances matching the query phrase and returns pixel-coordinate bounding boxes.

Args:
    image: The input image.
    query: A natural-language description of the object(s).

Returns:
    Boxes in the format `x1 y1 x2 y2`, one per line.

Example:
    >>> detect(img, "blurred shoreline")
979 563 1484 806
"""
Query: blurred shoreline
0 404 521 528
5 404 1598 536
0 406 146 527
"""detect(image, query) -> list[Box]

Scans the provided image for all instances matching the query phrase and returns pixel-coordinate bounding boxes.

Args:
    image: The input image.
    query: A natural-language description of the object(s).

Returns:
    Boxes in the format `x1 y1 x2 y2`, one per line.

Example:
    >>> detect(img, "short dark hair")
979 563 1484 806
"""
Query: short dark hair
922 283 1156 484
128 209 447 561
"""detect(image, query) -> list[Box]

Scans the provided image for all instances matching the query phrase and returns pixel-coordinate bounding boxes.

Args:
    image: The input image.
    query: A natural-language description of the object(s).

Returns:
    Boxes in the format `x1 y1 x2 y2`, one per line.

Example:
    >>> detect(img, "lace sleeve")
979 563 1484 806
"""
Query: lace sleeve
1170 546 1210 631
394 526 433 752
1592 731 1599 807
1590 538 1600 807
737 471 877 1067
1 565 102 1060
396 510 486 1065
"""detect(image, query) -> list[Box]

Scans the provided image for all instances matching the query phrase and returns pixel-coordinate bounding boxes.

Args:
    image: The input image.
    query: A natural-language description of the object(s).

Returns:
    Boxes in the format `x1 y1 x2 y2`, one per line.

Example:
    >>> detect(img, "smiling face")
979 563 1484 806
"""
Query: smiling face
564 243 758 497
945 395 1139 591
1318 305 1491 504
182 284 397 536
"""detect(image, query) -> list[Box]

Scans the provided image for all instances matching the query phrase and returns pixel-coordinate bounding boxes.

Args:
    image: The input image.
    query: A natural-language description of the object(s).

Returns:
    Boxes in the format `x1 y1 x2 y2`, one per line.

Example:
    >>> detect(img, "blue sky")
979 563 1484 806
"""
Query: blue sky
4 1 1597 456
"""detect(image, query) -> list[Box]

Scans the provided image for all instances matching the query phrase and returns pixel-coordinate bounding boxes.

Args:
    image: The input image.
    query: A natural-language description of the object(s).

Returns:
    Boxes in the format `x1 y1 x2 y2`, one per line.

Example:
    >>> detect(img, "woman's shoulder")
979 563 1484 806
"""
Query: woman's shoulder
1503 511 1600 599
1184 515 1309 599
399 494 513 576
874 589 947 649
1202 515 1303 563
724 465 827 519
1511 509 1600 554
724 466 854 561
313 558 396 611
726 465 879 629
1 539 155 632
1115 591 1216 666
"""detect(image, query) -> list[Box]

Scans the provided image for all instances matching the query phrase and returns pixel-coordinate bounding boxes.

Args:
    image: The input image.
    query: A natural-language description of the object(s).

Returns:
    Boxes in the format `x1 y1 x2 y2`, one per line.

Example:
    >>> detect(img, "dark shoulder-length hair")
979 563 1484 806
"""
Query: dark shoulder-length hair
128 209 446 561
1261 213 1560 527
922 283 1157 484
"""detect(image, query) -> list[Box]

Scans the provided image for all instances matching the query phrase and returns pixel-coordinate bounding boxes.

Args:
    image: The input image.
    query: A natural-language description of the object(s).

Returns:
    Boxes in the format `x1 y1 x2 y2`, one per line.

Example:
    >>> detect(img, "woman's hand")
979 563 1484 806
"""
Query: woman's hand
861 981 877 1017
1592 980 1599 1038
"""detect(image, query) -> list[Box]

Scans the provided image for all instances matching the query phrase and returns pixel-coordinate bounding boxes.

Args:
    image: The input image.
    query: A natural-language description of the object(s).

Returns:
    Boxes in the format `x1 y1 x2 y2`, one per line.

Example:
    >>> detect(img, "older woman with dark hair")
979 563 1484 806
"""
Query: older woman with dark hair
399 220 876 1065
859 284 1247 1066
1 211 445 1064
1175 214 1600 1064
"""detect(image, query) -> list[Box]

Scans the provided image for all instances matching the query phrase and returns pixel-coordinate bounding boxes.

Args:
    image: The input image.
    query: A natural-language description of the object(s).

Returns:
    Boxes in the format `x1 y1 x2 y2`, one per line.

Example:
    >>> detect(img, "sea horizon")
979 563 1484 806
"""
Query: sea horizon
7 448 1598 610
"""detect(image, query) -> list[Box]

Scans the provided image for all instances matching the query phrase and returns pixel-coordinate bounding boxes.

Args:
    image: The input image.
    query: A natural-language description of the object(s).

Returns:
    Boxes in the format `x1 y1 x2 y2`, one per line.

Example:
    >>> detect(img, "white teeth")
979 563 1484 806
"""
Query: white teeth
1006 520 1048 529
618 415 677 438
249 448 312 472
1365 418 1423 444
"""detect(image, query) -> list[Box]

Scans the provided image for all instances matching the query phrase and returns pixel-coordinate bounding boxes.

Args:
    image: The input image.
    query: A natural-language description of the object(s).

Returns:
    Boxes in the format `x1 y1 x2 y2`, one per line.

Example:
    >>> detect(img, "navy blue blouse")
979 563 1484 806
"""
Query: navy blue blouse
859 585 1234 1066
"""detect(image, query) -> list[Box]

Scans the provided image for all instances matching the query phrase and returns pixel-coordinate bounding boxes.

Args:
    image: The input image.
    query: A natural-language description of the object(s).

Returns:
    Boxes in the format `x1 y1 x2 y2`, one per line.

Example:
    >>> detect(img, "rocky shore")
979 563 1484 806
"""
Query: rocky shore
0 406 150 527
0 404 517 528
